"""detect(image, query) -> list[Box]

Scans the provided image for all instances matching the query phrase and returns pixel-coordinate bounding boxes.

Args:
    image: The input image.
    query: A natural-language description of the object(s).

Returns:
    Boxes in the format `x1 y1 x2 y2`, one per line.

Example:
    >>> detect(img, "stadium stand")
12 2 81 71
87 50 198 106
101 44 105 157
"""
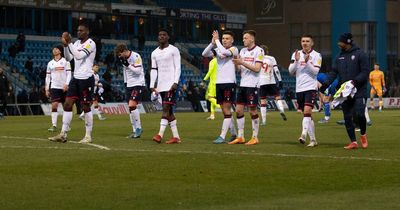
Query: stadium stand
0 34 209 102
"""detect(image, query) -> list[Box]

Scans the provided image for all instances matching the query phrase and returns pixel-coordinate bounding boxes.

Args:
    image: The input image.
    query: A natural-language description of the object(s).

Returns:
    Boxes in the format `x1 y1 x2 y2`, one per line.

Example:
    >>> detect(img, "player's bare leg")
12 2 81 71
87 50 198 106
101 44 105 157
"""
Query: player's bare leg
370 91 375 110
378 95 383 111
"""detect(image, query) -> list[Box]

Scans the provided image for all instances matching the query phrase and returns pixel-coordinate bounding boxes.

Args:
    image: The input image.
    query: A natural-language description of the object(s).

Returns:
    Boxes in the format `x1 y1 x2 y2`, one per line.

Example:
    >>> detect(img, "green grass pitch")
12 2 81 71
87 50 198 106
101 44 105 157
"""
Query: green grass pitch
0 110 399 209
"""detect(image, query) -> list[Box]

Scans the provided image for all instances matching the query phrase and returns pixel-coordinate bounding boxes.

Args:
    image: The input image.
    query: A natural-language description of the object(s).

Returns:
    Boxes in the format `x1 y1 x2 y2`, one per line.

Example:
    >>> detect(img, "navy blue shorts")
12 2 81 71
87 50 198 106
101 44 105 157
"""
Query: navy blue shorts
127 86 145 103
296 90 317 111
216 83 236 105
236 87 258 107
259 84 280 99
50 88 66 103
66 76 95 104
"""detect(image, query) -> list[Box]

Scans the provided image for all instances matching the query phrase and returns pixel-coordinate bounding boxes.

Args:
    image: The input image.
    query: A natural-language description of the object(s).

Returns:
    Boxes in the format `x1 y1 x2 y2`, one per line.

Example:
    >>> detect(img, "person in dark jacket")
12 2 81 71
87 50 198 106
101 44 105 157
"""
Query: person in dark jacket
321 32 370 150
0 68 12 118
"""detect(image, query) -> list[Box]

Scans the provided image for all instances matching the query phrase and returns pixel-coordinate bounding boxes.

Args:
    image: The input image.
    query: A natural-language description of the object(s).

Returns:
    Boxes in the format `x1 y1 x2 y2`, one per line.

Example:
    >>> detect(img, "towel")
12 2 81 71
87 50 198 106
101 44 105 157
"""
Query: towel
332 81 357 108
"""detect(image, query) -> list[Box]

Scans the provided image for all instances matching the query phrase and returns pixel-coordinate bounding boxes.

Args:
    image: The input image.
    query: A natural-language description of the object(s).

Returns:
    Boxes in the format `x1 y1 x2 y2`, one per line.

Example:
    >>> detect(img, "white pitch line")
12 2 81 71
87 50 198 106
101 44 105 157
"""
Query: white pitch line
1 136 398 162
0 136 110 151
0 145 98 151
112 148 399 162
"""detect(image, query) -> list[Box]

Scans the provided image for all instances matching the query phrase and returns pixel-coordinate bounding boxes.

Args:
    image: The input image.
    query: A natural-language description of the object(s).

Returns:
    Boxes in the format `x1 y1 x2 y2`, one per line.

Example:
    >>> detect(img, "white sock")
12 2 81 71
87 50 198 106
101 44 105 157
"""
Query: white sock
230 119 237 136
61 111 73 133
220 117 232 139
237 116 245 138
325 116 330 120
251 116 259 138
133 109 141 129
94 107 102 117
260 106 267 123
276 100 285 113
51 112 58 127
84 111 93 137
302 117 310 137
307 118 316 141
158 118 168 137
129 111 136 132
169 119 180 138
365 106 371 122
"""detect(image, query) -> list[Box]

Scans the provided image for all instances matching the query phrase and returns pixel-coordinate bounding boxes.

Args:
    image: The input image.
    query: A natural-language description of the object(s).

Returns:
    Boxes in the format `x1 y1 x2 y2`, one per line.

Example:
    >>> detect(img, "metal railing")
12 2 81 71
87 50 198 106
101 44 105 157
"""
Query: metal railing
3 103 42 116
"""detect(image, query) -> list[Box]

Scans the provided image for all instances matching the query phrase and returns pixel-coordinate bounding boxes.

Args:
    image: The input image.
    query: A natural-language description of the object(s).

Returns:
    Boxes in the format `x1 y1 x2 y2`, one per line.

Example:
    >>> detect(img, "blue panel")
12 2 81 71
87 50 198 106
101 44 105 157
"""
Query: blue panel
332 0 387 71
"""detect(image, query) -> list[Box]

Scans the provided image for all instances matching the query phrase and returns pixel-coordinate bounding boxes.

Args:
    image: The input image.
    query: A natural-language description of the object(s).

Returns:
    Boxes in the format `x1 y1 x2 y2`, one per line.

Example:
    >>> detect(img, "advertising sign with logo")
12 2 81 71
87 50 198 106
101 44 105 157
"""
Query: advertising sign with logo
253 0 284 24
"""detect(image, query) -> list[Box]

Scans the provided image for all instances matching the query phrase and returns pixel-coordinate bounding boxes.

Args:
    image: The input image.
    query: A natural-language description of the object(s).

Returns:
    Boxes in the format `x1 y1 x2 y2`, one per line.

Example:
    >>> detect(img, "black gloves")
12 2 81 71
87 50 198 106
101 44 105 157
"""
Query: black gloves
119 58 129 67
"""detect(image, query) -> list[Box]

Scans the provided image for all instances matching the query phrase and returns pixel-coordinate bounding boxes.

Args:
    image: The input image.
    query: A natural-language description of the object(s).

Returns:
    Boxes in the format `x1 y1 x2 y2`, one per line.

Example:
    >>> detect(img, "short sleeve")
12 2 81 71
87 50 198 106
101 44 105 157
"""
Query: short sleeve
313 53 322 68
255 48 264 63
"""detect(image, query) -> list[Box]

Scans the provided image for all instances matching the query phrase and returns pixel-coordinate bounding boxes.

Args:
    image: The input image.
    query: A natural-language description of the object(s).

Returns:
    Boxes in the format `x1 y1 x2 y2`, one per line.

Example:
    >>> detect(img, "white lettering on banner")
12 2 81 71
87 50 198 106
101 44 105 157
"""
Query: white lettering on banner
98 103 146 115
383 98 400 108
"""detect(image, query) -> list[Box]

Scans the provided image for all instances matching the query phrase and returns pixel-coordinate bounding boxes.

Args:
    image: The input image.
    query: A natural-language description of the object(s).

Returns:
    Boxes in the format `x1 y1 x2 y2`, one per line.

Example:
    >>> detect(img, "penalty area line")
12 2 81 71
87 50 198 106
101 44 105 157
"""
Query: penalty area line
0 136 110 151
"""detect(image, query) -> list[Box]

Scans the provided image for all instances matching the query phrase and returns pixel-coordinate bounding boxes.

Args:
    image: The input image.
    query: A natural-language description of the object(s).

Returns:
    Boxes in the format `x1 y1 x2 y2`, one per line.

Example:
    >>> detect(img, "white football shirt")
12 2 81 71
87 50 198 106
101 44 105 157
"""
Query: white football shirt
45 57 71 90
238 45 263 87
124 51 145 87
288 50 322 92
259 55 280 85
64 38 96 80
215 46 238 84
150 45 181 92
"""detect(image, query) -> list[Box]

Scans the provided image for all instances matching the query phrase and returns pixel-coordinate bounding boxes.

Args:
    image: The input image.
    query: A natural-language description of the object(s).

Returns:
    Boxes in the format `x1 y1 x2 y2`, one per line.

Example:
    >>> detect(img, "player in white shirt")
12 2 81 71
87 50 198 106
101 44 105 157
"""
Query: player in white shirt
45 45 71 132
258 45 287 125
288 34 322 147
79 64 106 121
202 30 238 144
150 29 181 144
231 30 263 145
49 23 96 144
115 43 146 139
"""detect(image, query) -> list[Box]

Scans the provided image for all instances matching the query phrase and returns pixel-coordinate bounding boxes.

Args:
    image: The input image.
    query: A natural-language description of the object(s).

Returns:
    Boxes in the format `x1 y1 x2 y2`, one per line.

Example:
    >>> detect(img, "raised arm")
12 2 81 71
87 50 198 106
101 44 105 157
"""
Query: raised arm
127 54 143 75
64 47 73 62
202 43 214 57
305 53 321 76
67 40 96 60
215 39 233 57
